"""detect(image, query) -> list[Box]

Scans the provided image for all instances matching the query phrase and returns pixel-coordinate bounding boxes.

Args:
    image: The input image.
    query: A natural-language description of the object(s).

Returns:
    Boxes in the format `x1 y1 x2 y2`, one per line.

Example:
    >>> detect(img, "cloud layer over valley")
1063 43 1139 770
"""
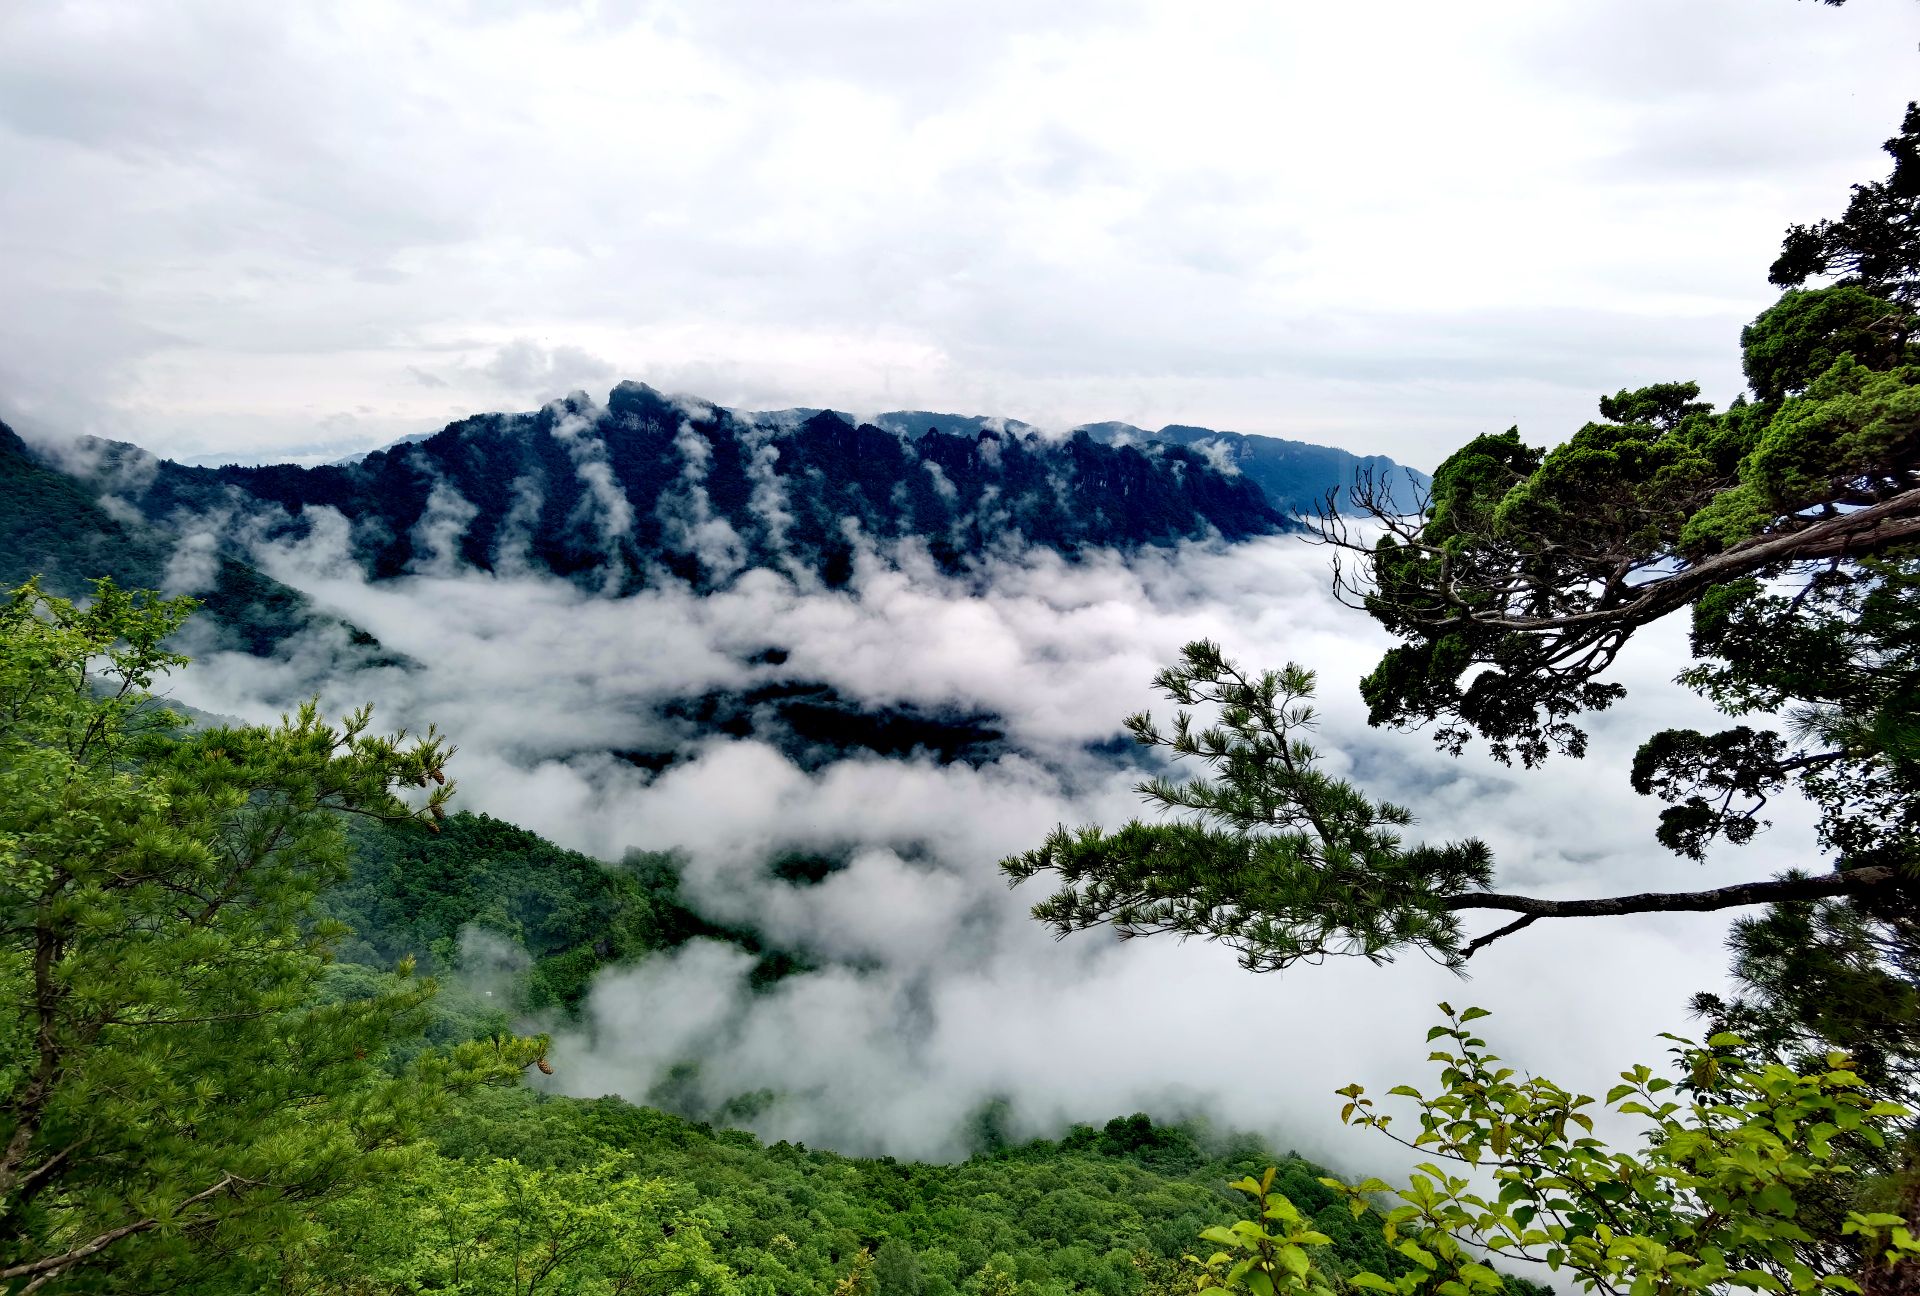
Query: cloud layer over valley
162 529 1821 1166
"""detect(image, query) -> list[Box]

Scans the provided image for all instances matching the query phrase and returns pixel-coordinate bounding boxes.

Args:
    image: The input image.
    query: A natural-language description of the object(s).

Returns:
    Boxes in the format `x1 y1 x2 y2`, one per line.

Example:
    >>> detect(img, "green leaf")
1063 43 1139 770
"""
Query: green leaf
1397 1240 1438 1271
1458 1262 1501 1290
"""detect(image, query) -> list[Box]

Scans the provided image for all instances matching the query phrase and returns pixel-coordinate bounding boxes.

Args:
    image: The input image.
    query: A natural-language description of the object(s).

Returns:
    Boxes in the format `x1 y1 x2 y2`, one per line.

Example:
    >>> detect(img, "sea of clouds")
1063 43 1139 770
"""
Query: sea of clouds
161 525 1820 1170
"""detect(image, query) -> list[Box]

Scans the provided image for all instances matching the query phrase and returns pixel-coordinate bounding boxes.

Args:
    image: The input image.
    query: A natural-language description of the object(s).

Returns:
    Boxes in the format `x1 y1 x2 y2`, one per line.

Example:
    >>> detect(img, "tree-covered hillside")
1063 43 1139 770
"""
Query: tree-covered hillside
314 802 1424 1296
384 1092 1414 1296
1074 423 1429 518
0 421 373 655
861 413 1432 520
328 811 808 1015
43 383 1290 596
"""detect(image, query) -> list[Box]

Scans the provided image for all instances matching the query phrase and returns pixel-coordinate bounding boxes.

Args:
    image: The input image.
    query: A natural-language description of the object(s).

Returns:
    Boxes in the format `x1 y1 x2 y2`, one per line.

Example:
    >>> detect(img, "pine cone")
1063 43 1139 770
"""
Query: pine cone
536 1057 554 1075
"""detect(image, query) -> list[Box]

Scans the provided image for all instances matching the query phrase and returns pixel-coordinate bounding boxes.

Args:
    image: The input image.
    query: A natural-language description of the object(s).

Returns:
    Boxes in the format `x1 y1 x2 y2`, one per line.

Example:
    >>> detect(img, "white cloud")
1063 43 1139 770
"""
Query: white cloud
479 338 616 400
161 530 1819 1163
409 476 481 575
161 525 221 596
656 414 748 582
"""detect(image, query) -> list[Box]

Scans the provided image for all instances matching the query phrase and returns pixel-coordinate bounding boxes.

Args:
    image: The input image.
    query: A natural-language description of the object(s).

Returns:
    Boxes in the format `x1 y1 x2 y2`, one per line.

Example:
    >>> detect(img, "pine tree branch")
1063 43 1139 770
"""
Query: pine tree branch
0 1174 239 1286
1447 865 1903 923
1460 913 1539 957
1352 485 1920 637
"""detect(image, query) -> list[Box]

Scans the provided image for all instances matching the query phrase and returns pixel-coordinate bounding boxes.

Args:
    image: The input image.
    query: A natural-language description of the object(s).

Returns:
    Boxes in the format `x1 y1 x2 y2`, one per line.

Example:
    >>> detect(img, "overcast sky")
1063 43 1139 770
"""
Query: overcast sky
3 0 1916 468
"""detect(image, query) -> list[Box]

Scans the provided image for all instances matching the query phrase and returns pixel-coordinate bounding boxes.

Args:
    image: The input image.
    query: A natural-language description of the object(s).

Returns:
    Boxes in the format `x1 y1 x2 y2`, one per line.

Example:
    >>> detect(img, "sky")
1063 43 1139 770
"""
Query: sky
3 0 1917 469
160 520 1830 1166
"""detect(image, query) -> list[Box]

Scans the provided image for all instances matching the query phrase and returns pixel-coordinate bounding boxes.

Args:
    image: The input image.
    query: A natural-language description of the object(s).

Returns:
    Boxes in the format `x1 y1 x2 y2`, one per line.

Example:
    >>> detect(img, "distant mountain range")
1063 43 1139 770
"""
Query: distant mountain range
859 412 1426 517
2 382 1426 632
3 386 1429 770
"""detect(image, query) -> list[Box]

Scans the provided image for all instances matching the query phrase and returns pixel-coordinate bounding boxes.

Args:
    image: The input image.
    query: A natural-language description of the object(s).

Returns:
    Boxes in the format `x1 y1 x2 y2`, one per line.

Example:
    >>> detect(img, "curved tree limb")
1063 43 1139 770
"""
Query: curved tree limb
1451 865 1905 957
1325 484 1920 637
1447 491 1920 634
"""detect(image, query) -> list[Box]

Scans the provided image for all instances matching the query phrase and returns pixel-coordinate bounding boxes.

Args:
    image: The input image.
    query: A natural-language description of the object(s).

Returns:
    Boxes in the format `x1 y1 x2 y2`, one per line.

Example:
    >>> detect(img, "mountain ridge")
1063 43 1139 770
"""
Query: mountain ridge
3 384 1428 632
28 382 1306 595
1072 420 1427 515
158 396 1432 519
0 419 394 657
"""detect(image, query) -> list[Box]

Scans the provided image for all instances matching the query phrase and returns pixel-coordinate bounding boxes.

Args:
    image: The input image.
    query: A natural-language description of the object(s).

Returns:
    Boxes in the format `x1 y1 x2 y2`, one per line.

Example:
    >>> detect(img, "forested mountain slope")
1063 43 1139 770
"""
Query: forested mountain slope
328 811 806 1016
34 383 1290 594
0 419 382 654
850 410 1429 518
1074 421 1428 516
313 806 1447 1296
403 1090 1415 1296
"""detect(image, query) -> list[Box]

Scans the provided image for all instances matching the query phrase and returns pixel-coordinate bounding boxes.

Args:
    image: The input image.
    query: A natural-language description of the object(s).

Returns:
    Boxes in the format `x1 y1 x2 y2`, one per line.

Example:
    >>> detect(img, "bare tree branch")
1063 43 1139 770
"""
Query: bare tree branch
1448 865 1903 921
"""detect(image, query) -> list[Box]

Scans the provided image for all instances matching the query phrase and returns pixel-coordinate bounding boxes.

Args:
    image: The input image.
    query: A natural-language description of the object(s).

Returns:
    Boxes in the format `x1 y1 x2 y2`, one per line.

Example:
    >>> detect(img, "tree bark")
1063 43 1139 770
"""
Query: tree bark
1450 865 1901 918
1447 866 1904 958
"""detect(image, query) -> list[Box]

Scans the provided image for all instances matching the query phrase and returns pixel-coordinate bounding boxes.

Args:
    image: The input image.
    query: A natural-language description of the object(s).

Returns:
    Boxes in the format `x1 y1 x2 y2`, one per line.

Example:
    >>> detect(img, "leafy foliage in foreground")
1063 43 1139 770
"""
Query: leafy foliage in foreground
1196 1009 1917 1296
1001 645 1494 970
1772 102 1920 305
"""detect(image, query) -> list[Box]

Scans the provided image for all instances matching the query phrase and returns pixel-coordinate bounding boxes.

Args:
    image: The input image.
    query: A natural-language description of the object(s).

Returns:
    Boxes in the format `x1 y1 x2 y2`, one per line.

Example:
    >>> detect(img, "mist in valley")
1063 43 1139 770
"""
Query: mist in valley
154 509 1820 1167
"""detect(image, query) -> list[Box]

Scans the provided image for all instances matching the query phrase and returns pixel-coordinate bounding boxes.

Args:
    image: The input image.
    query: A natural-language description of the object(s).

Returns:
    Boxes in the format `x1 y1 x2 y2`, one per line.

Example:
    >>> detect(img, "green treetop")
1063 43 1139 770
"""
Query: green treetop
0 579 541 1294
1773 103 1920 306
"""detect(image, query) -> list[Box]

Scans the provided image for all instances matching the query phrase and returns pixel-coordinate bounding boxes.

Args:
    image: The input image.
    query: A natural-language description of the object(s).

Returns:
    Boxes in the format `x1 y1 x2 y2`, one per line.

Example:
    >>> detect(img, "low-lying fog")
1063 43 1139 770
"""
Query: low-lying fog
168 522 1812 1170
